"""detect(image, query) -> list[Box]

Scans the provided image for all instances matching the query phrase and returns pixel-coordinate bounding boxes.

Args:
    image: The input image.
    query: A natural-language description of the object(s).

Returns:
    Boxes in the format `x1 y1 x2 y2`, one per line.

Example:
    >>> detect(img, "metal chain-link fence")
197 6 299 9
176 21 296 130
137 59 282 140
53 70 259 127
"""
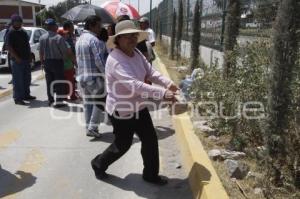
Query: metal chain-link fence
144 0 278 51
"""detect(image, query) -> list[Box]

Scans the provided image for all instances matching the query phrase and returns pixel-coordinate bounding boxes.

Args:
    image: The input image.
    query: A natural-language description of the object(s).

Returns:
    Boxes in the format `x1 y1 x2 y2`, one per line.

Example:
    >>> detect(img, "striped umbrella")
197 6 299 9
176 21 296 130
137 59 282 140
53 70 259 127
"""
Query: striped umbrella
100 0 140 20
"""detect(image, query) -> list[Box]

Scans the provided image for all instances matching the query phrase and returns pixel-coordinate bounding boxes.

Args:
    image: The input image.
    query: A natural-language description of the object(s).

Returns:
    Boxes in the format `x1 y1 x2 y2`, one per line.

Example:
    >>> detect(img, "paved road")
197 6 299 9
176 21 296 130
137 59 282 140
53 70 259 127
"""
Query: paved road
0 78 192 199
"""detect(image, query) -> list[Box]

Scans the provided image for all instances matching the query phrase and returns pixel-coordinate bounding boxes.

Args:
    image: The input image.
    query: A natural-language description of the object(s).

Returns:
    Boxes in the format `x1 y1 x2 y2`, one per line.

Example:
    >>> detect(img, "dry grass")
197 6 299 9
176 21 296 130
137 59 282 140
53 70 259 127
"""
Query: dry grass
155 41 188 84
196 130 266 199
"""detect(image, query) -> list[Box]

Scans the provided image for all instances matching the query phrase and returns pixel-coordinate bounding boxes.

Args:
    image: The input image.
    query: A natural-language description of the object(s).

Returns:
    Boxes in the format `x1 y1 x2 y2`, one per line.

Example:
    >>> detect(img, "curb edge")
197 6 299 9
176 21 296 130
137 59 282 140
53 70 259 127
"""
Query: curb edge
0 72 45 99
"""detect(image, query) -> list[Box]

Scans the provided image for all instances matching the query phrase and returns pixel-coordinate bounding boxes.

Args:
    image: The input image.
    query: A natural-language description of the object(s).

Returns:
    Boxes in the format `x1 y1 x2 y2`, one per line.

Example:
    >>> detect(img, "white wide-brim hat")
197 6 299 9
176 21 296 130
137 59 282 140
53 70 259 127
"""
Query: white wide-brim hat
106 20 148 49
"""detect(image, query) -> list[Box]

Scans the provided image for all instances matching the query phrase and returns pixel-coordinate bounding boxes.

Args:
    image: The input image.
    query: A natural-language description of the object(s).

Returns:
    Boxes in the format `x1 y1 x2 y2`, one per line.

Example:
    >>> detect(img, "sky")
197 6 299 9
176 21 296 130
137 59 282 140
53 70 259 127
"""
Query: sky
24 0 162 15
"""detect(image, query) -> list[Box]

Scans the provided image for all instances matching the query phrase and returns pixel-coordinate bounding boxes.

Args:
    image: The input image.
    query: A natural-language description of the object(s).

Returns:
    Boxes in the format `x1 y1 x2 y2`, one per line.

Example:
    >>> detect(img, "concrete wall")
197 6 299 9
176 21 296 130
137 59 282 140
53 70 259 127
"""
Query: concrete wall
161 35 224 68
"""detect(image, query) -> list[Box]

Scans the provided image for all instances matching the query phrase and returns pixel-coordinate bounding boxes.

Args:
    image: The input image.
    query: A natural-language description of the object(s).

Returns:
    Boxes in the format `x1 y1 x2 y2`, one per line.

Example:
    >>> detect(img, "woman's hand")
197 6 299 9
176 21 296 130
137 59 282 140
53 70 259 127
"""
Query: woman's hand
168 83 179 93
164 90 177 103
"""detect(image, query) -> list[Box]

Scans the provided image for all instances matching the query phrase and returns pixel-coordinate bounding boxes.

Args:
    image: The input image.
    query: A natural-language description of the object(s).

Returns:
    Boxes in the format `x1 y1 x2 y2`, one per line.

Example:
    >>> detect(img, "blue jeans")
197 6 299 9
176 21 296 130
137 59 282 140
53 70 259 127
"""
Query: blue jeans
79 78 105 131
11 60 31 101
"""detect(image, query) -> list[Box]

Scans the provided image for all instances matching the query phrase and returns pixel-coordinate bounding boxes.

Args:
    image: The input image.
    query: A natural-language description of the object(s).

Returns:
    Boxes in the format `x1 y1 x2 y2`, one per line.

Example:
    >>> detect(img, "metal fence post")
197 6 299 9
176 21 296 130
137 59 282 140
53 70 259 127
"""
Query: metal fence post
150 0 153 26
187 0 190 39
220 0 227 48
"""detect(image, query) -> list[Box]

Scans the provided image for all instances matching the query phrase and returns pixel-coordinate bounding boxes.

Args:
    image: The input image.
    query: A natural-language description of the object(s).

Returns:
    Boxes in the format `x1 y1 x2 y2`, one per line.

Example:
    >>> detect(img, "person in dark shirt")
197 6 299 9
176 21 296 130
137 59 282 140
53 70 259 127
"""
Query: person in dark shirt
99 27 108 42
98 27 109 63
63 20 76 54
39 18 70 107
107 23 115 36
7 14 36 105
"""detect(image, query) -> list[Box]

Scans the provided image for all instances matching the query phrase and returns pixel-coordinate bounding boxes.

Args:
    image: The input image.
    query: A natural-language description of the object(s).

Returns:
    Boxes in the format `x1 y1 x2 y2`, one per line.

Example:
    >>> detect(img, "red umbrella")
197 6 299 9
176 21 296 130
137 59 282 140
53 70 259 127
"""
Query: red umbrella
100 0 140 20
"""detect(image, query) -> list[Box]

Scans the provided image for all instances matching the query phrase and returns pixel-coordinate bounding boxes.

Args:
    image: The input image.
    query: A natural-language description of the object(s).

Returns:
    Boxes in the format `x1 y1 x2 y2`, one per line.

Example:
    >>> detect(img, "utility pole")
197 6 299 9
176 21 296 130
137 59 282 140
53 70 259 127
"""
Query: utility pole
138 0 140 13
18 0 23 17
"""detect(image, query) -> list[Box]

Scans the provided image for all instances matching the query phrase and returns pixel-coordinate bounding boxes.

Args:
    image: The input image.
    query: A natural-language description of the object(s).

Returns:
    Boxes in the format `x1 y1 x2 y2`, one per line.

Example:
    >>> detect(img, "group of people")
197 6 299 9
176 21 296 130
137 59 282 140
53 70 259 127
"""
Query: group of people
4 15 77 106
6 13 179 186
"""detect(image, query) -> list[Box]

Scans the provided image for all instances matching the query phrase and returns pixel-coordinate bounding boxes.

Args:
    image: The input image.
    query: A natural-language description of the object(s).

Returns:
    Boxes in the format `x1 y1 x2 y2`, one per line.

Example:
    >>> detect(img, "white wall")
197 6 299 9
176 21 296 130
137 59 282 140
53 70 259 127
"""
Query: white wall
160 35 224 68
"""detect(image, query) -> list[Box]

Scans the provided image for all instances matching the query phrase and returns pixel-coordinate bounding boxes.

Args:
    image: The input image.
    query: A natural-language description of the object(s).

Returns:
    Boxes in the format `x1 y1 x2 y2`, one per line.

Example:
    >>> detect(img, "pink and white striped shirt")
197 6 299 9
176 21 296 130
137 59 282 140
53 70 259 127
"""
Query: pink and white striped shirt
105 48 173 117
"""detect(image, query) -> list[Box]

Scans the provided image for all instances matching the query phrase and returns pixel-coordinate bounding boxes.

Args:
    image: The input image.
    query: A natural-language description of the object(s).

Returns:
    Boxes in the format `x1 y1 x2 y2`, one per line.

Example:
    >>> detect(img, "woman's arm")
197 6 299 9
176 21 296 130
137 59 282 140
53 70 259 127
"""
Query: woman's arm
112 62 167 99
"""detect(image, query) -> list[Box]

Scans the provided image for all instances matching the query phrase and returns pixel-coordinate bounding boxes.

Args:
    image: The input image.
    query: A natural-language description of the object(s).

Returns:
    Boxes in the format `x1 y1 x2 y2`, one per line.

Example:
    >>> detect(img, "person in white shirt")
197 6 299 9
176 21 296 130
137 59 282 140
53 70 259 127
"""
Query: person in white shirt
138 17 156 47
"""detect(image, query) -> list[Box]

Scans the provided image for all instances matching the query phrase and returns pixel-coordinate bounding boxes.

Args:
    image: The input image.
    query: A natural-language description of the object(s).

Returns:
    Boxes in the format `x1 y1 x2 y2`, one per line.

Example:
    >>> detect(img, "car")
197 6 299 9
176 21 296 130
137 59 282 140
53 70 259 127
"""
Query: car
0 27 47 70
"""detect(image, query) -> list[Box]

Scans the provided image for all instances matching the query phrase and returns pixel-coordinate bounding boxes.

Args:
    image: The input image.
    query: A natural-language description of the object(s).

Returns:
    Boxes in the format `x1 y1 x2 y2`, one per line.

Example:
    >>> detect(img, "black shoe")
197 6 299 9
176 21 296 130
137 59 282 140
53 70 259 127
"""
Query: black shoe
86 129 102 138
143 176 168 185
14 100 26 105
53 103 67 108
91 159 108 180
24 95 36 100
48 101 54 107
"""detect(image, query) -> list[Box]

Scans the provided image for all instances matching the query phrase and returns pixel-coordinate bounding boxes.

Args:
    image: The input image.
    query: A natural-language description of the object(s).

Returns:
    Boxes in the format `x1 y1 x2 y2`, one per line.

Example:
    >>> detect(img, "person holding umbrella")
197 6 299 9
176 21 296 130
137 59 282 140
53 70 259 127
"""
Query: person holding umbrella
91 20 179 185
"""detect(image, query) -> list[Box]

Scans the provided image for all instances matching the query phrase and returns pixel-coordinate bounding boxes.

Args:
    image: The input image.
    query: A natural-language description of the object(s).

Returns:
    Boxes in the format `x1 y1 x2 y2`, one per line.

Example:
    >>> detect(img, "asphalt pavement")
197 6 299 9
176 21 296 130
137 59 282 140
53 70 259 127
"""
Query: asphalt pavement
0 77 192 199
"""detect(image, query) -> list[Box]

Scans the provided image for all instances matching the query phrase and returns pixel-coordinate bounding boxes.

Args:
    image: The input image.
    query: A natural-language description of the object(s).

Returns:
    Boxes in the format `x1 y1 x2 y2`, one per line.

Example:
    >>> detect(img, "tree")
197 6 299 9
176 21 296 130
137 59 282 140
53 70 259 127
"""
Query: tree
253 0 279 28
176 0 183 60
155 8 160 41
265 0 300 187
170 9 177 60
223 0 240 78
49 0 82 23
36 8 57 26
190 0 202 71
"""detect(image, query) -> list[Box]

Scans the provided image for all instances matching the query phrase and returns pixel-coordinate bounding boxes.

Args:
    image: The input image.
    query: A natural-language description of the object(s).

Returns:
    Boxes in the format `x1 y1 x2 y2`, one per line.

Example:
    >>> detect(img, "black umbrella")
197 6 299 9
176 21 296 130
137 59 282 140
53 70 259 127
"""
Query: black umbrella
61 4 115 23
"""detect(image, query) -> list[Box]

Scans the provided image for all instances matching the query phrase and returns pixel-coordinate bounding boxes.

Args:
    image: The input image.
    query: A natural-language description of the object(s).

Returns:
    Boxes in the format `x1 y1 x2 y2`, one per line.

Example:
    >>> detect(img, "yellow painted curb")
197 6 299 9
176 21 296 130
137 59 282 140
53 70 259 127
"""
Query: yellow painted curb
154 54 229 199
0 89 13 99
0 72 45 99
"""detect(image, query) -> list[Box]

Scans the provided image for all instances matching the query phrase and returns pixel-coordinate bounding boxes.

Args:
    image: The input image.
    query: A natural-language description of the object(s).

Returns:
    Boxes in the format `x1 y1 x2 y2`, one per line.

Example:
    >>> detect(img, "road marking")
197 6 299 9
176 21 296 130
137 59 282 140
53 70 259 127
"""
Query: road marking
2 149 45 199
0 130 21 152
18 149 45 174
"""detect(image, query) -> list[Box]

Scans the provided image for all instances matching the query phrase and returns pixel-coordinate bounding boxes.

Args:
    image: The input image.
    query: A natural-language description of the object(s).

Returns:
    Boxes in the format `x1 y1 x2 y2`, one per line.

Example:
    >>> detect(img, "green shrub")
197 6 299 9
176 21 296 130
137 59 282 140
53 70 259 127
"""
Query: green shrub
191 40 271 150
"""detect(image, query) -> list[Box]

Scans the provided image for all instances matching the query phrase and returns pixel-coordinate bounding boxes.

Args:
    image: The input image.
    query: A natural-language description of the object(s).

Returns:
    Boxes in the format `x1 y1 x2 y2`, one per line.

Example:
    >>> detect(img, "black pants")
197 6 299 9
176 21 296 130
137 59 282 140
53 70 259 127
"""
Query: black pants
93 108 159 178
44 59 65 103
